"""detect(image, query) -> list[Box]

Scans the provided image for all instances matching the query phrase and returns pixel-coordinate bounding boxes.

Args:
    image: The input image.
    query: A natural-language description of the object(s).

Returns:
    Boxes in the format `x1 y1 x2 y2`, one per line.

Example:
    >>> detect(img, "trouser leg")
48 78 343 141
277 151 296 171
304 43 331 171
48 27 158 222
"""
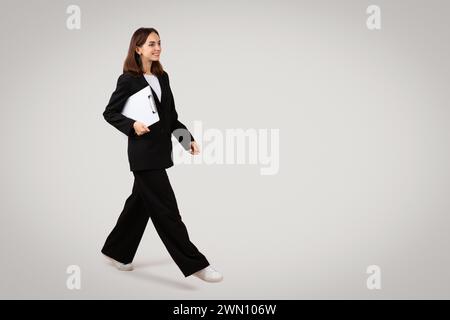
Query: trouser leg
133 169 210 277
101 179 149 264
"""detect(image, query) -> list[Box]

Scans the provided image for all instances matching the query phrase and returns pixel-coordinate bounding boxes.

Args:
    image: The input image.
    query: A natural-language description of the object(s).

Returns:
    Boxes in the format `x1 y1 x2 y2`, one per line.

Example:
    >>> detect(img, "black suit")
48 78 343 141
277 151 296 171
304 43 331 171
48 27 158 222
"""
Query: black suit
101 71 209 277
103 71 195 171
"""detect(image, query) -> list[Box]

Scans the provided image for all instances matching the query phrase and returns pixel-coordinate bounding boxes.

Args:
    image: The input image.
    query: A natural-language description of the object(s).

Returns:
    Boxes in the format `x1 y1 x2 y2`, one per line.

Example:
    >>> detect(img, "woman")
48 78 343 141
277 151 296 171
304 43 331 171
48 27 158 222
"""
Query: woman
101 27 222 283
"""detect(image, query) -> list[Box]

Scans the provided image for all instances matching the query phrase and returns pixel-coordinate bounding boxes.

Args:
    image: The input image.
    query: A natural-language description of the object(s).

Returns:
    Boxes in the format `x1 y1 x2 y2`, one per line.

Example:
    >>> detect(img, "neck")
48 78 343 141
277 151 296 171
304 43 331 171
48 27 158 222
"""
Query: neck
141 59 152 74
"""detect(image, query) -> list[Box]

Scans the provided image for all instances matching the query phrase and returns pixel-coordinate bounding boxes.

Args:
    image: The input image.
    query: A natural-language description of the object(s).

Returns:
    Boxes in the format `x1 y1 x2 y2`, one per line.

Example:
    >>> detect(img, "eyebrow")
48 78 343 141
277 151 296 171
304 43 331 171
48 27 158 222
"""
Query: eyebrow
148 40 161 43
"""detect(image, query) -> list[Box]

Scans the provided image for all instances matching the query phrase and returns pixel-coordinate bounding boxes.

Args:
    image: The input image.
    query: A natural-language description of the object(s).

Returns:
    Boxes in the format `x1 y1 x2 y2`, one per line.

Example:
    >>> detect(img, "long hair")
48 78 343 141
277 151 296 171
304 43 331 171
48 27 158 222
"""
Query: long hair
123 27 164 76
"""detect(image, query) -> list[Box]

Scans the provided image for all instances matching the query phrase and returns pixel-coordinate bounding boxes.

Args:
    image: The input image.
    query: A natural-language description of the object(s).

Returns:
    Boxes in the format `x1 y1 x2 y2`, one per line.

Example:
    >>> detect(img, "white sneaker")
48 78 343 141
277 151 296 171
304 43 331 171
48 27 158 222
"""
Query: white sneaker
193 266 223 282
103 254 134 271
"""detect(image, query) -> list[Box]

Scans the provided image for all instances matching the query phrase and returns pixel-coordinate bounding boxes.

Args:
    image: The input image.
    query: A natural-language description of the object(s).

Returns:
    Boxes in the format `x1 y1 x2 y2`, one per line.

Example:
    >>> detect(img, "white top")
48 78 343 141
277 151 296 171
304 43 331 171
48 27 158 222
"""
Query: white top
143 74 162 102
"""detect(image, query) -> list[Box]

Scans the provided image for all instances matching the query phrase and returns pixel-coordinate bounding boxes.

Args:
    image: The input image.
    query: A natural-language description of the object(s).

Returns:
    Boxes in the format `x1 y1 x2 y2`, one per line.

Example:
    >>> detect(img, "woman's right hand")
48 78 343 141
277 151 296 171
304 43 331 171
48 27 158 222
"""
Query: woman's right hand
133 121 150 136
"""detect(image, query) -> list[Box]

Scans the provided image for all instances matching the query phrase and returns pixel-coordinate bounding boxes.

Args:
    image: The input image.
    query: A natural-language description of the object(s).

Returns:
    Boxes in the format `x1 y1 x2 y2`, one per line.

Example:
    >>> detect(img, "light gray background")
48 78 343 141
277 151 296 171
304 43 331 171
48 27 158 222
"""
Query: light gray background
1 0 449 299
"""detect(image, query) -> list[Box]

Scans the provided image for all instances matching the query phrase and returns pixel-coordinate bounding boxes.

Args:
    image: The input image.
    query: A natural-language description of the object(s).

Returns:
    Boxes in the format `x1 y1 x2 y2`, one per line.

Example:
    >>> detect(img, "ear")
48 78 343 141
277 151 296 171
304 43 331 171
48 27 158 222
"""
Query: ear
135 47 141 55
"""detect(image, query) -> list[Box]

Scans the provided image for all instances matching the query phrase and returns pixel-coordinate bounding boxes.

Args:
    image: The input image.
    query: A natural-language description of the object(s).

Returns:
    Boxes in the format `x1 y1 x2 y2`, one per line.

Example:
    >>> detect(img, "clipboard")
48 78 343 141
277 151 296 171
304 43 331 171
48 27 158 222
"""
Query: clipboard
121 85 160 127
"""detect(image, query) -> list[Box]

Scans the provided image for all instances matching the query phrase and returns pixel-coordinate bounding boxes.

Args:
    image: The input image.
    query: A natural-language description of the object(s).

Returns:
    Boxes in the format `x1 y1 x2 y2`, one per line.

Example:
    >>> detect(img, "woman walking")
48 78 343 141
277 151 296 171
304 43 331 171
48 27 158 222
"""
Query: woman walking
101 27 222 283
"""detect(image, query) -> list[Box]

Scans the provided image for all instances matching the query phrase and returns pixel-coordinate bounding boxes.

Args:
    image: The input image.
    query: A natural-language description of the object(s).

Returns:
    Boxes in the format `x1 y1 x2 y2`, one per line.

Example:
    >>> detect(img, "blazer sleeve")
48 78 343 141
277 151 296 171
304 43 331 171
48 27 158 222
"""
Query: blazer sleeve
165 71 196 150
102 74 136 137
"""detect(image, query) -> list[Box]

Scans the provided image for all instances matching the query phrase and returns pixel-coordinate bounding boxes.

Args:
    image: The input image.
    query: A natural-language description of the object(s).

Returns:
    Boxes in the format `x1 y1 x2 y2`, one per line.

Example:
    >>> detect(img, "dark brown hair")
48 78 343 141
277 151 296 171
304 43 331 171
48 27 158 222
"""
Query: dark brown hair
123 27 164 76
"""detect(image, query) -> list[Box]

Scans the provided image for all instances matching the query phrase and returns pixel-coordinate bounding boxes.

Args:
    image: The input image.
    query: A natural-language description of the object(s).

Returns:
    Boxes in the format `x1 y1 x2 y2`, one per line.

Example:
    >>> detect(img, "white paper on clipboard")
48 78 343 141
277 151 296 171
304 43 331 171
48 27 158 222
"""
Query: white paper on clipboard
121 85 160 127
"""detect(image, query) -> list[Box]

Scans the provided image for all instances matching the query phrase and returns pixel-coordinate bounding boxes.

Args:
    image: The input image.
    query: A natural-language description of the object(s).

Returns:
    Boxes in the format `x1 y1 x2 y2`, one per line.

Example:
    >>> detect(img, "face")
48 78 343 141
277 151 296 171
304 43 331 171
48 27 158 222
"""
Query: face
136 32 161 62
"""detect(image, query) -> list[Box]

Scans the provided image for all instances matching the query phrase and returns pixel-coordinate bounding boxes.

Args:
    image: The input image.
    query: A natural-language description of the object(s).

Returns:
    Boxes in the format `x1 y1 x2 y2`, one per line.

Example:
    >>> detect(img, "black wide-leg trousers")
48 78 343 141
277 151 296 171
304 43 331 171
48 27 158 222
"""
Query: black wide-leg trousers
101 169 210 277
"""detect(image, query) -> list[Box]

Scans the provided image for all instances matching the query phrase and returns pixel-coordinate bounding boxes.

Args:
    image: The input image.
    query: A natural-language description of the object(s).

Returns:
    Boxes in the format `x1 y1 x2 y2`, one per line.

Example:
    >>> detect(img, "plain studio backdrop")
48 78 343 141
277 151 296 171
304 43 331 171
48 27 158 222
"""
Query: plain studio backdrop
0 0 449 299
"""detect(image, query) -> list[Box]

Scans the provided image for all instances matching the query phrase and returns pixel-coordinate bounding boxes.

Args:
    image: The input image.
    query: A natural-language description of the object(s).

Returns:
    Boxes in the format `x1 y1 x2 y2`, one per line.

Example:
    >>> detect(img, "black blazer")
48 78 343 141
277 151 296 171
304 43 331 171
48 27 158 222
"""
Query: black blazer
103 71 195 171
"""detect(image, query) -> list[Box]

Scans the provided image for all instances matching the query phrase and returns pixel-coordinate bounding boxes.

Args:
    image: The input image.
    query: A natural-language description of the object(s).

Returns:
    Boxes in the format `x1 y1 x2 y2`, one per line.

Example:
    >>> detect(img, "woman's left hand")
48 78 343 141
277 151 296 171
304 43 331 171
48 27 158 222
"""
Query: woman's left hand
190 141 200 155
